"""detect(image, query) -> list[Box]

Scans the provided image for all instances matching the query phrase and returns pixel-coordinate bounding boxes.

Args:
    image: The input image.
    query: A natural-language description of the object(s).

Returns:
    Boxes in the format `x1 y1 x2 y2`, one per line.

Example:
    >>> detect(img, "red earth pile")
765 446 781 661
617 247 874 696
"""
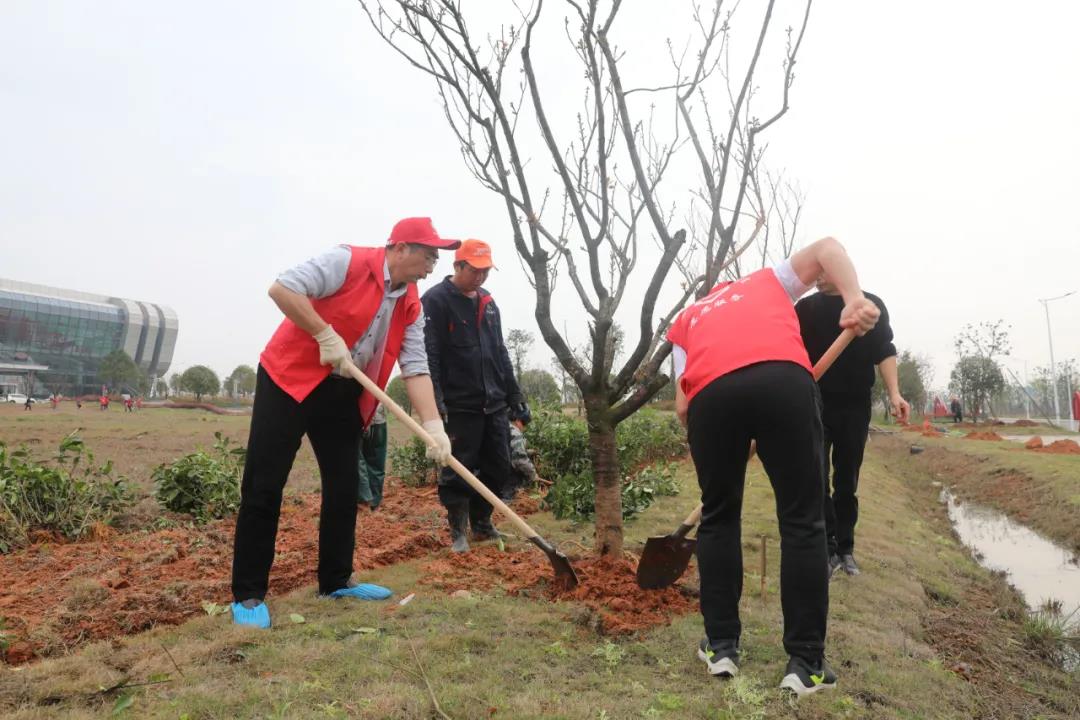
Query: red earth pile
1033 439 1080 455
419 547 697 635
0 481 468 664
963 431 1004 441
1012 419 1039 427
1024 436 1044 449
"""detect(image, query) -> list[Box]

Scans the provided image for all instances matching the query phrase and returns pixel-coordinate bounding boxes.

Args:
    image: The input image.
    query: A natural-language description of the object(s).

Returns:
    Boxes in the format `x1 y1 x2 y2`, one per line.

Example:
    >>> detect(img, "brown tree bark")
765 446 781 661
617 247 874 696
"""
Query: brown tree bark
585 397 622 557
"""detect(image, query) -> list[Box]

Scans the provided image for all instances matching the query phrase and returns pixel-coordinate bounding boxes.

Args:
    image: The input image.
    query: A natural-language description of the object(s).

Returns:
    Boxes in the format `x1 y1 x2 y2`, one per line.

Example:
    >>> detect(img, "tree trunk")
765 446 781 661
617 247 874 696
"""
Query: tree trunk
585 396 622 556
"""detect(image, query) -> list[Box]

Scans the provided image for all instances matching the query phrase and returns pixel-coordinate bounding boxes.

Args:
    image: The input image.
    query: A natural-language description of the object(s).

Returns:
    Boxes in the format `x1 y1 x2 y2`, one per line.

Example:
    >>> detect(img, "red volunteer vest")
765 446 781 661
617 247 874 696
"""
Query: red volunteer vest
667 267 811 403
259 246 421 427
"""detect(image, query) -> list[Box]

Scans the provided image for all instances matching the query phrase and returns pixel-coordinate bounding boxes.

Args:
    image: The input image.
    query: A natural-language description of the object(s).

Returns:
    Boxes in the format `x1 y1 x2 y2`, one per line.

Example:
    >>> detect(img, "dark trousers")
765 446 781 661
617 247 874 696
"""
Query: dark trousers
820 396 870 557
357 422 388 509
437 409 510 522
688 361 828 662
231 365 363 601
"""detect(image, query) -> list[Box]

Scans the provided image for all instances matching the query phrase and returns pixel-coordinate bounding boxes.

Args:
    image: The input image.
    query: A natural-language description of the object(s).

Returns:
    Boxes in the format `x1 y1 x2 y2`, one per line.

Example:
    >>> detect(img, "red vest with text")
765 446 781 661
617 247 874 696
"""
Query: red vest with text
667 267 811 403
259 246 421 427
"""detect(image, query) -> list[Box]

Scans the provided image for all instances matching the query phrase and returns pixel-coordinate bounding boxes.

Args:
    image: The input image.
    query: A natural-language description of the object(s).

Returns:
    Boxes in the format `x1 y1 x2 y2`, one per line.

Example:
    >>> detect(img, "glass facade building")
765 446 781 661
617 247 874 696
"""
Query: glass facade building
0 278 177 397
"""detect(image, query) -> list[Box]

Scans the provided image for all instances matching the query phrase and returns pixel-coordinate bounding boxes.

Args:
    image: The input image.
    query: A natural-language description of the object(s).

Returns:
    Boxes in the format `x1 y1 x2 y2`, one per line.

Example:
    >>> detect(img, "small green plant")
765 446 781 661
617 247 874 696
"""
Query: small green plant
591 640 626 666
153 432 244 522
1022 600 1078 666
387 436 438 487
0 432 132 553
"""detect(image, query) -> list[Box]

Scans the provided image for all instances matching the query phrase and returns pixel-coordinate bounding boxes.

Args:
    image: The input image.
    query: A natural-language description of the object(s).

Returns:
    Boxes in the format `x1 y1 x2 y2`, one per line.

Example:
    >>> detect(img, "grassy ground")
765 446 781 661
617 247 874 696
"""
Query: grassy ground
1 409 1077 718
880 429 1080 552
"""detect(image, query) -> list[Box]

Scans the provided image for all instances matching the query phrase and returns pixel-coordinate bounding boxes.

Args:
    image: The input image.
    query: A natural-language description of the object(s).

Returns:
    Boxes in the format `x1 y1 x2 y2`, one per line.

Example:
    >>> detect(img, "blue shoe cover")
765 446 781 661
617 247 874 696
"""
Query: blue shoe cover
328 583 393 600
231 601 271 628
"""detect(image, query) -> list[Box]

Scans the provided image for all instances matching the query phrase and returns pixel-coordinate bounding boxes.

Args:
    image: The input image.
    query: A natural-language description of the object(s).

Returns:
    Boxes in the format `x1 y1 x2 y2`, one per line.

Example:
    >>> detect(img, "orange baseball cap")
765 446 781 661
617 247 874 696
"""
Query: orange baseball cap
455 239 496 269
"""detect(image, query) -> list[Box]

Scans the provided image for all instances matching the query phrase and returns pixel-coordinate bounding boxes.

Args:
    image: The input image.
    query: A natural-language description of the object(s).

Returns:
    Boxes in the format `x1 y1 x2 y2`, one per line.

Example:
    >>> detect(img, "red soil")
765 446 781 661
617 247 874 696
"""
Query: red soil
1024 436 1044 449
1011 419 1039 427
963 431 1004 441
0 482 677 665
0 481 455 665
922 430 944 438
1033 439 1080 455
419 548 697 636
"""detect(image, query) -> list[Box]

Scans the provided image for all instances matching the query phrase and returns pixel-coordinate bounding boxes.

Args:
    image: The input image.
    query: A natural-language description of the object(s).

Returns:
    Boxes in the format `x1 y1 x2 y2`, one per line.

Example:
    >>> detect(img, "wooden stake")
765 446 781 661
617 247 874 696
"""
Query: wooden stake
759 535 767 602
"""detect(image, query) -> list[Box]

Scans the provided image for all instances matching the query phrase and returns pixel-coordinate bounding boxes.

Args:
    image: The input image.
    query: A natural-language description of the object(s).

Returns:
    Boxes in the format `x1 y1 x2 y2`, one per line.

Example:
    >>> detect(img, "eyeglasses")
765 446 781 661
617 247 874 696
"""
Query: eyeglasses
408 244 440 264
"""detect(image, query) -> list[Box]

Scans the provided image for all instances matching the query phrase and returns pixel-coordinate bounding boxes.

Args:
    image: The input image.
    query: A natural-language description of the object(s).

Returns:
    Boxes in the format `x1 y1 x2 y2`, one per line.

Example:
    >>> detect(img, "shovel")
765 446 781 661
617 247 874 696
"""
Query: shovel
341 363 579 590
636 328 857 589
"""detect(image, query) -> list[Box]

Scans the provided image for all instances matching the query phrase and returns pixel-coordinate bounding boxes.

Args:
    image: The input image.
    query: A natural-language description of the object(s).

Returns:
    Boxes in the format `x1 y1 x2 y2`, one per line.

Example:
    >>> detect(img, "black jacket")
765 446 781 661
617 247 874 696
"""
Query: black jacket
421 277 522 415
794 290 896 404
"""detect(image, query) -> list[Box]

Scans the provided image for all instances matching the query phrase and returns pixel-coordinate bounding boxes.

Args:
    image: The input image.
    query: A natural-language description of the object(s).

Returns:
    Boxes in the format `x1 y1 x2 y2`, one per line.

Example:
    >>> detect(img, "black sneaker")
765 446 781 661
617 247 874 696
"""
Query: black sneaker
697 638 739 677
839 554 860 576
779 655 837 697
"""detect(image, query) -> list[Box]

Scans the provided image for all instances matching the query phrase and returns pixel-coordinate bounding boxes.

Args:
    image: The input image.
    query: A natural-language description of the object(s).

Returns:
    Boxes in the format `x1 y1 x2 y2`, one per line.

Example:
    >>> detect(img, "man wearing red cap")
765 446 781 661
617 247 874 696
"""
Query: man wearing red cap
231 217 458 628
421 239 526 552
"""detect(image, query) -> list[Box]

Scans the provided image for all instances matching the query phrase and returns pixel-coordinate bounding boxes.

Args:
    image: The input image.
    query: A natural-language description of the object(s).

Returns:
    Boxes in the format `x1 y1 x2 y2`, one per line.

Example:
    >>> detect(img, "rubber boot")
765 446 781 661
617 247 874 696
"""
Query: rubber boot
469 503 502 542
446 503 470 553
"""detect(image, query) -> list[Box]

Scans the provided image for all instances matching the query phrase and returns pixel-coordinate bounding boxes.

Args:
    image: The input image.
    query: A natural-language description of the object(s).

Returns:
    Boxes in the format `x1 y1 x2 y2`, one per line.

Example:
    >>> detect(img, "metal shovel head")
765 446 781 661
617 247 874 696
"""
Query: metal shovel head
636 534 697 590
529 536 580 590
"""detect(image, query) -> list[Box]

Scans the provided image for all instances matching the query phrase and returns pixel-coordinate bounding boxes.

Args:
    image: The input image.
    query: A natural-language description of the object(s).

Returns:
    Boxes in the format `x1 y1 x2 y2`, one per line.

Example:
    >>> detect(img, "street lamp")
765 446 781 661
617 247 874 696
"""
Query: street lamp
1038 291 1076 423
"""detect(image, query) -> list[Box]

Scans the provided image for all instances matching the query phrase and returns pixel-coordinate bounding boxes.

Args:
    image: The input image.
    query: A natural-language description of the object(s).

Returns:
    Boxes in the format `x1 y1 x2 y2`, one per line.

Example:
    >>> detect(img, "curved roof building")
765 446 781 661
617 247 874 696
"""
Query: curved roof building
0 278 177 396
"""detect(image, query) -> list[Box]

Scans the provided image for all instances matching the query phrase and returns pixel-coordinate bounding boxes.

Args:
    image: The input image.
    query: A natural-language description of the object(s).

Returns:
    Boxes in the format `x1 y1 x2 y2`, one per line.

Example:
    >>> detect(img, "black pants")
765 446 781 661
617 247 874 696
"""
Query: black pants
820 396 871 557
688 361 827 662
232 365 363 601
437 409 510 522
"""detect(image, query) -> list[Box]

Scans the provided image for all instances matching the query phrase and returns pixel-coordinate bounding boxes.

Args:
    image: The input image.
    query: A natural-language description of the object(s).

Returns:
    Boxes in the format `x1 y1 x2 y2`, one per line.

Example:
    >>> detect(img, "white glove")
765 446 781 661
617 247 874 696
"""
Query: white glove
422 418 452 465
313 324 351 370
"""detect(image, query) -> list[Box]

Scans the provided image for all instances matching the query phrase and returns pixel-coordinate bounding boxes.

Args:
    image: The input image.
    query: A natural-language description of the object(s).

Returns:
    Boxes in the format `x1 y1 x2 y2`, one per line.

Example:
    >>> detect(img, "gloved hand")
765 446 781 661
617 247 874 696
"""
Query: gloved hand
509 401 531 425
422 418 452 465
313 324 351 370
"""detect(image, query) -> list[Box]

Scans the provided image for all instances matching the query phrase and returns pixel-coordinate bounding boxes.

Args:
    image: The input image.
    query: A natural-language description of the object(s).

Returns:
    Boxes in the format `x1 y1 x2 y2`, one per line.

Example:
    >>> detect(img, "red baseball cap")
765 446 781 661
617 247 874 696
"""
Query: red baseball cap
455 239 496 269
387 217 461 250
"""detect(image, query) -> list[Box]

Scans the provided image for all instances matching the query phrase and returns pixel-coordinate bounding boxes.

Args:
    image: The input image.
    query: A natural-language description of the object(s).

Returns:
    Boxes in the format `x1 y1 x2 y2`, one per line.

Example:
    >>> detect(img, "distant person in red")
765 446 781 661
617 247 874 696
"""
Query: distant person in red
668 237 879 697
100 395 109 411
50 395 59 410
136 397 143 410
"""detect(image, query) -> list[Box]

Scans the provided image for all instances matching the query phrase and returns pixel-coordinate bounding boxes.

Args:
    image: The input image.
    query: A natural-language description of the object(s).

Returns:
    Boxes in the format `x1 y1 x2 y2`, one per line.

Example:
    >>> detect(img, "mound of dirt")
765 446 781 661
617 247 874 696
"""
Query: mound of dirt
1011 419 1039 427
963 431 1004 441
1034 439 1080 455
419 548 696 636
0 480 538 665
1024 436 1043 449
922 430 944 438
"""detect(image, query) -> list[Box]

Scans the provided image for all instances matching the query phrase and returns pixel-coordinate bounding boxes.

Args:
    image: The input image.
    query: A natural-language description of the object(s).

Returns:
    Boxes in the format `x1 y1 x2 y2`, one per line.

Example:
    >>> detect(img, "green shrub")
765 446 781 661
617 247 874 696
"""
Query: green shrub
543 462 681 521
528 406 687 521
387 436 438 487
152 432 244 522
524 407 591 480
0 432 133 553
614 409 687 472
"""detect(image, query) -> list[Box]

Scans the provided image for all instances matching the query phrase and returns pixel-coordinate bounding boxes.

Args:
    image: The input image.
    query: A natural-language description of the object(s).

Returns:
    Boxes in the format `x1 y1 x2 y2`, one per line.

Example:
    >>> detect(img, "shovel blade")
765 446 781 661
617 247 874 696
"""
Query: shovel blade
636 534 696 589
529 536 580 590
548 549 580 590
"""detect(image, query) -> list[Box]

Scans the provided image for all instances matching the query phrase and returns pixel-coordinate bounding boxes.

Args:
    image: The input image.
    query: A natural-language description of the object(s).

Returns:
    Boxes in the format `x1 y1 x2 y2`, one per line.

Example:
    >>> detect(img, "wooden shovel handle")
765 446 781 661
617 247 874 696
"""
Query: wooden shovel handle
340 363 541 541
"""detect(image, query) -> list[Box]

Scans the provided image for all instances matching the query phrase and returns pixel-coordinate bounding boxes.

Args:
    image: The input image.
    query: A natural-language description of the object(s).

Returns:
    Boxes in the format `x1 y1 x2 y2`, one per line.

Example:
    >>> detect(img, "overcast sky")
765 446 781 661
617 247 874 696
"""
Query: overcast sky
3 1 1078 399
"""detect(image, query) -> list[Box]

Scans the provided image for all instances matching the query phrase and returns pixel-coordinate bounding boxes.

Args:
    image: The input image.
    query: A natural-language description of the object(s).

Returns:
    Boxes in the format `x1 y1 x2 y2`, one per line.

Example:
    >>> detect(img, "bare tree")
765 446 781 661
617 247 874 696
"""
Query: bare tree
360 0 812 555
